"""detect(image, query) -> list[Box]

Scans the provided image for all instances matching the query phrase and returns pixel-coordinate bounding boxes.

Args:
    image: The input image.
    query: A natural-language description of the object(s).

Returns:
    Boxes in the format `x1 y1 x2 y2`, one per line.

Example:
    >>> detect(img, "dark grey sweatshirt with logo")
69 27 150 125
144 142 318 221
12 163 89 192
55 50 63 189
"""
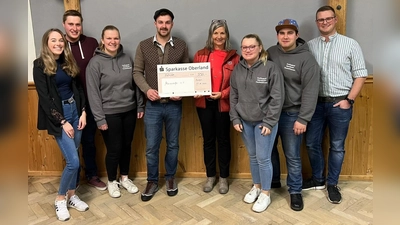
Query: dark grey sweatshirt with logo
267 38 320 125
86 45 144 127
230 59 284 130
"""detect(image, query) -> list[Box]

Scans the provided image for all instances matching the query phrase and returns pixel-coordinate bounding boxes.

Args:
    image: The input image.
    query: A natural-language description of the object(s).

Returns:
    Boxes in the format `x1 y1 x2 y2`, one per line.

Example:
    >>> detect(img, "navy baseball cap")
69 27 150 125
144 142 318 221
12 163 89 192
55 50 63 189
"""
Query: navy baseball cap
275 19 299 32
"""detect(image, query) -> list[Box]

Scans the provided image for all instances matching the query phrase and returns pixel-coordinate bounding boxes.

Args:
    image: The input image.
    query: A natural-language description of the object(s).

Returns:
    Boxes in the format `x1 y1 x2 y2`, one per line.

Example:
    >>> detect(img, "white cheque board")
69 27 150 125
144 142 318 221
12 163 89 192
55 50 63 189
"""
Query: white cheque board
157 62 211 97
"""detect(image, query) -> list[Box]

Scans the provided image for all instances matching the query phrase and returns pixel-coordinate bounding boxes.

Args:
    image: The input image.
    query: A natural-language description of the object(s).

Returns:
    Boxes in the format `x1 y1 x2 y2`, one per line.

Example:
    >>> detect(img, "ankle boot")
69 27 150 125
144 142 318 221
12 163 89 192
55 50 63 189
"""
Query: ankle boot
219 177 229 194
203 176 216 192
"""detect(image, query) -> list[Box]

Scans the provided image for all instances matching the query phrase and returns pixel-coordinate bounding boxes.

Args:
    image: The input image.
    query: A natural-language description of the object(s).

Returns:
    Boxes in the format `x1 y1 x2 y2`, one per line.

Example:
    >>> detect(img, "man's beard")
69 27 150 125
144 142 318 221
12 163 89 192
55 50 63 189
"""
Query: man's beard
157 29 170 37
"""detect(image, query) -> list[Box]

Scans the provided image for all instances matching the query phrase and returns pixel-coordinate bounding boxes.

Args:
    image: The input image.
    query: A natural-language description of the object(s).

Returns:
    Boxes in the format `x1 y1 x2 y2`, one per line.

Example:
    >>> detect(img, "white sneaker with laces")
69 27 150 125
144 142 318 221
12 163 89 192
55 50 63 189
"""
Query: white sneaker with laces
108 180 121 198
67 195 89 211
55 199 70 221
119 177 139 194
244 185 261 203
252 192 271 213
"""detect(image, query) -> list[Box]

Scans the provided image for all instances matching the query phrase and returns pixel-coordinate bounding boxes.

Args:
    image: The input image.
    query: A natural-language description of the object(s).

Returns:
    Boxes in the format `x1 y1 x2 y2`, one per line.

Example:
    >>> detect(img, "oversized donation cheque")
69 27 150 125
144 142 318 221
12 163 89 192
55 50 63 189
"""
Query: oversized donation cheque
157 62 211 97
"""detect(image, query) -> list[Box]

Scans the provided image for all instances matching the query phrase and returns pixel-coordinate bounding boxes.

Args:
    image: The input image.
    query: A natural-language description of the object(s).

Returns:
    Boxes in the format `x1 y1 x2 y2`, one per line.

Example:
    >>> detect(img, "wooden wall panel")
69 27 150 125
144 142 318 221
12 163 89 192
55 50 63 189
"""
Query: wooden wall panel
63 0 80 12
28 77 373 180
329 0 347 35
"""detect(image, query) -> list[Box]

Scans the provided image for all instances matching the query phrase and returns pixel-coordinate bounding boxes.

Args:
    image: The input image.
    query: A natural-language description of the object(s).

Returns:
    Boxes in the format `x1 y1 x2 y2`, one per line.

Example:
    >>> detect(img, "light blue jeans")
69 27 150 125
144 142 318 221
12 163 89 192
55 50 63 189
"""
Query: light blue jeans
55 100 82 195
241 120 278 191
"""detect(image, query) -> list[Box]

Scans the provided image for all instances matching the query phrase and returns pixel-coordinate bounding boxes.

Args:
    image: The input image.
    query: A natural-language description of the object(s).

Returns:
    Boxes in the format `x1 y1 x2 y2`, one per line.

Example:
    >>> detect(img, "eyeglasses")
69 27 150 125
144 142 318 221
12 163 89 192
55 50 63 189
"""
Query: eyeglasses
211 19 227 24
316 16 336 24
241 45 259 51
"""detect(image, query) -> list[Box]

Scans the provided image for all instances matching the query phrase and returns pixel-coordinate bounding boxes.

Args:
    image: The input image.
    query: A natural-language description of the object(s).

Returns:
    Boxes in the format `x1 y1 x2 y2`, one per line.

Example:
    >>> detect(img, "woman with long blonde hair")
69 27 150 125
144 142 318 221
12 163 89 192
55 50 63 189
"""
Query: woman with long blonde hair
33 28 88 221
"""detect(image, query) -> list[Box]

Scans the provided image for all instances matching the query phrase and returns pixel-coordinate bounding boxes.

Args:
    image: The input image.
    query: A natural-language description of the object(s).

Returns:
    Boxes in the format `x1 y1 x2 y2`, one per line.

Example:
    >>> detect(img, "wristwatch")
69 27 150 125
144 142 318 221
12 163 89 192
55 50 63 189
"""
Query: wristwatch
60 120 67 126
345 97 354 105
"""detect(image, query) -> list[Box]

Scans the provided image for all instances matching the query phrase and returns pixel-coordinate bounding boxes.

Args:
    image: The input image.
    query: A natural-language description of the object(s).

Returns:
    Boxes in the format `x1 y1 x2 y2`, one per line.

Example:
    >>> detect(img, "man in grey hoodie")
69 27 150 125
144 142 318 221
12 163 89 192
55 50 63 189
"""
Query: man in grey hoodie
267 19 320 211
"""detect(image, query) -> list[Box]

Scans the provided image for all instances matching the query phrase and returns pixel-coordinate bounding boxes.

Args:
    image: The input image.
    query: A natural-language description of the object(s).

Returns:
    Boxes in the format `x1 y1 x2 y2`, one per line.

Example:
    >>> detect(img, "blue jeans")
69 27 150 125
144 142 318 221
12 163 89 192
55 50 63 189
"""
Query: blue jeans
272 112 303 194
241 120 278 191
271 146 281 184
55 100 82 195
80 104 98 180
305 102 352 185
144 100 182 182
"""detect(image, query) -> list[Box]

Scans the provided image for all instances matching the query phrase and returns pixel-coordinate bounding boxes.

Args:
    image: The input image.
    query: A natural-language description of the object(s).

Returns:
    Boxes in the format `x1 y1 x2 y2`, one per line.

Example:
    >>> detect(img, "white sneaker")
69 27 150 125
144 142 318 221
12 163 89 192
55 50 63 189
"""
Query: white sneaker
252 192 271 213
67 195 89 212
244 185 261 203
119 177 139 194
108 180 121 198
55 199 70 221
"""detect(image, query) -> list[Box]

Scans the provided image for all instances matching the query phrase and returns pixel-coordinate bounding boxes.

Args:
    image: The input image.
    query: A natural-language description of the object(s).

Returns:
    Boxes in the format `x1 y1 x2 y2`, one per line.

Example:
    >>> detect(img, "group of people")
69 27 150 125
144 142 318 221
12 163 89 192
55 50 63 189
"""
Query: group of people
33 5 367 221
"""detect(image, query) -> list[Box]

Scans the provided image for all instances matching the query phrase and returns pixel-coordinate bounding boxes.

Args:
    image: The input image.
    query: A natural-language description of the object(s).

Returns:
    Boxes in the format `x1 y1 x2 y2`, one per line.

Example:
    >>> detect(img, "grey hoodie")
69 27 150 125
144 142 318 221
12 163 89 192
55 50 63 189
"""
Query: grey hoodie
230 59 284 130
267 38 320 125
86 45 144 127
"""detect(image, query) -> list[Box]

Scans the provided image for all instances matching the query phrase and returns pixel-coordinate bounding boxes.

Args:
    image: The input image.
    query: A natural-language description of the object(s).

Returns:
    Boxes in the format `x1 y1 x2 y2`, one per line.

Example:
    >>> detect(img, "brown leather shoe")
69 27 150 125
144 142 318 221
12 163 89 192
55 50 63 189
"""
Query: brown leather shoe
166 177 178 196
141 181 159 201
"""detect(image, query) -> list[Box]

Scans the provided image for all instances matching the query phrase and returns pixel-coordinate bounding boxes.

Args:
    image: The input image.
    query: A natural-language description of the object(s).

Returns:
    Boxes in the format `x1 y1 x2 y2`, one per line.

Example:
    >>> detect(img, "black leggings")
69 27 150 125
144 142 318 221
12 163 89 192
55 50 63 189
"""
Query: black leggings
101 109 137 181
196 100 231 178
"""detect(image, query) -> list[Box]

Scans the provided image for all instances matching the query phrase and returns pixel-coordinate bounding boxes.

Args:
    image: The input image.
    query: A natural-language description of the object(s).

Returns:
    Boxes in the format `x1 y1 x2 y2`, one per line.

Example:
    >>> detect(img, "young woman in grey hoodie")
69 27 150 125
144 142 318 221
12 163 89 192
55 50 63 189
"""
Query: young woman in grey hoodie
230 34 284 213
86 25 144 198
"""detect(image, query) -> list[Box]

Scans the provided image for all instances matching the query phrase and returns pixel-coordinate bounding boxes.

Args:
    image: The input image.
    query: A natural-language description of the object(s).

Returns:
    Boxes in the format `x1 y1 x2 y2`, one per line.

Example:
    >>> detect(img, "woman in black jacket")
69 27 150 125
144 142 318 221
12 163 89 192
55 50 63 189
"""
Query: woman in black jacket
33 28 88 221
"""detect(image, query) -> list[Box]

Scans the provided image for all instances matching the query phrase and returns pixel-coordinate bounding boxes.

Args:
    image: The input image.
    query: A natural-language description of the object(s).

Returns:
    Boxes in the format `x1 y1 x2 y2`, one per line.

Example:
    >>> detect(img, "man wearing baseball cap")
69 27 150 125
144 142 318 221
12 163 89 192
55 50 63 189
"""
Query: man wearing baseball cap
267 18 320 211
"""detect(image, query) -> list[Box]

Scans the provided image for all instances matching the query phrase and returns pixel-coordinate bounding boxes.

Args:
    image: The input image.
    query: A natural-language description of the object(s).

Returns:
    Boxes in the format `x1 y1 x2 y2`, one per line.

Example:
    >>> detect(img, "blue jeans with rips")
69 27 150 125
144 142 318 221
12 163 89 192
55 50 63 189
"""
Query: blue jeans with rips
272 112 303 194
241 120 278 191
144 100 182 182
305 102 352 186
55 100 82 195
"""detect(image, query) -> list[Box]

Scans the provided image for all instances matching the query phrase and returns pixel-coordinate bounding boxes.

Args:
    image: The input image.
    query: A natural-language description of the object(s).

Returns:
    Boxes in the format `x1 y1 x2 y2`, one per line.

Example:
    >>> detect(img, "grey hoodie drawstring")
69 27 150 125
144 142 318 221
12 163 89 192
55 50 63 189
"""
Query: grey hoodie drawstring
245 67 250 89
110 57 120 73
244 64 253 90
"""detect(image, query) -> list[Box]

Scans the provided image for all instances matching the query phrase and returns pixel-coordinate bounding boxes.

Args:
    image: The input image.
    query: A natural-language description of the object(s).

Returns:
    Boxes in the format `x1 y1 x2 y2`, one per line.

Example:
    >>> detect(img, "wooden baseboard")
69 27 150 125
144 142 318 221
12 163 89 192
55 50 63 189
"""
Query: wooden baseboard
28 171 373 181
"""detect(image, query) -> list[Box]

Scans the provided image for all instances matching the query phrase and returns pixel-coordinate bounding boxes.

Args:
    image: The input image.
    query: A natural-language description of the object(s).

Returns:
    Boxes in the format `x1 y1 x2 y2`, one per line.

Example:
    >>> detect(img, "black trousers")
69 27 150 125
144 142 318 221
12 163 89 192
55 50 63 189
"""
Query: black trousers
196 100 231 178
80 104 98 180
101 109 137 181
